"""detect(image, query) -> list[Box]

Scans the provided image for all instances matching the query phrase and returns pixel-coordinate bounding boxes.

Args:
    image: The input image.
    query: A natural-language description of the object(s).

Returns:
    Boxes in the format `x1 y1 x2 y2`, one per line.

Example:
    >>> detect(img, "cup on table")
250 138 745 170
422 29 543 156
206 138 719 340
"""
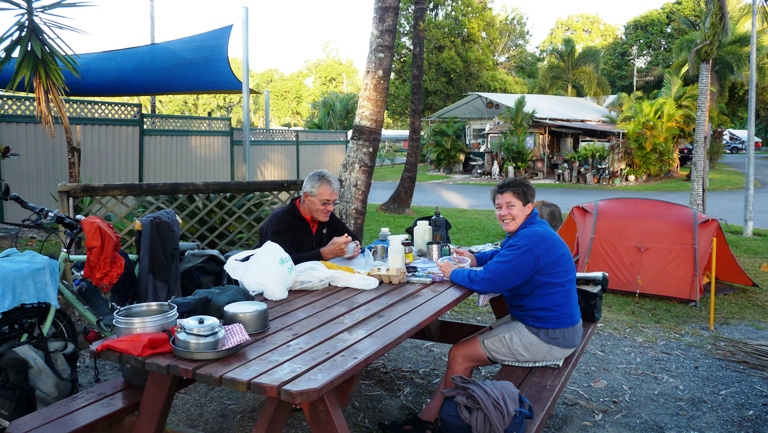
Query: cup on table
372 245 387 262
426 242 442 262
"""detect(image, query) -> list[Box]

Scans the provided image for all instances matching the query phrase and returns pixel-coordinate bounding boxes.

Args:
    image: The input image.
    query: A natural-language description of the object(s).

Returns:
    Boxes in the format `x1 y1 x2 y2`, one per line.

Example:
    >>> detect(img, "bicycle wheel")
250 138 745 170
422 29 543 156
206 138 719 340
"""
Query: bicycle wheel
0 305 78 349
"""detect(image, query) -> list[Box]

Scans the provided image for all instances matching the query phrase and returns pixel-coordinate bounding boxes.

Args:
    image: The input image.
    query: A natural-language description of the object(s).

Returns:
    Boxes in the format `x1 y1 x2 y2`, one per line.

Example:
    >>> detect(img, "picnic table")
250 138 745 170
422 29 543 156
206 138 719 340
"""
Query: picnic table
92 279 474 433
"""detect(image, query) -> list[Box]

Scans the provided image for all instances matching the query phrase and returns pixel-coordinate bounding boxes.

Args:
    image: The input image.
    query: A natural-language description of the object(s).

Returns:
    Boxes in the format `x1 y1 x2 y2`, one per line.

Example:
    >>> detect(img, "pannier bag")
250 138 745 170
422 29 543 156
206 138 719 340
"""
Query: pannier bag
576 271 609 323
439 375 534 433
0 338 78 423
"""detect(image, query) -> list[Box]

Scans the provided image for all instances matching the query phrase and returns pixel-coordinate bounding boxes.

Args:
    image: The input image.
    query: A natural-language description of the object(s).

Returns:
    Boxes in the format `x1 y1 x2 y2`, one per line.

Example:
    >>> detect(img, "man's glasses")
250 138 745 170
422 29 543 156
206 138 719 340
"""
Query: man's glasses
310 196 340 208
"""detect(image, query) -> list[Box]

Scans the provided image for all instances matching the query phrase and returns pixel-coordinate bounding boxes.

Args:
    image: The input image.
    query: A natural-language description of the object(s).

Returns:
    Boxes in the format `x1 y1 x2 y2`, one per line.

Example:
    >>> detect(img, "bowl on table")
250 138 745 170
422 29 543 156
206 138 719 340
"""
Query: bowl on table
437 256 471 269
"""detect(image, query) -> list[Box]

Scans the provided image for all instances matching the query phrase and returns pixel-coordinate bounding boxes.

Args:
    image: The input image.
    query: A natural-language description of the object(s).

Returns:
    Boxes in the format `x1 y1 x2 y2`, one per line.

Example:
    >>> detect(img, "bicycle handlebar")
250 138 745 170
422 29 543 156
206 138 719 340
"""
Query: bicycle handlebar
8 193 80 231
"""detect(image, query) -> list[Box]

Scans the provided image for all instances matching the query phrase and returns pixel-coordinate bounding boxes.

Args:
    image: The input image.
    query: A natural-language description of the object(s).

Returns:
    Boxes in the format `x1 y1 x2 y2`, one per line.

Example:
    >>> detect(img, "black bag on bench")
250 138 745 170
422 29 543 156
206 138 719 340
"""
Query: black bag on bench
576 272 608 323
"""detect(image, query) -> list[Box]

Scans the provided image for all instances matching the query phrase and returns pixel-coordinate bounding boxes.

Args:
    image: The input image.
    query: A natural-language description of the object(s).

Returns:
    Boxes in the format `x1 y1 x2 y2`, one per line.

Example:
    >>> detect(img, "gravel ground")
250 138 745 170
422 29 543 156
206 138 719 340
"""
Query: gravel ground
75 319 768 433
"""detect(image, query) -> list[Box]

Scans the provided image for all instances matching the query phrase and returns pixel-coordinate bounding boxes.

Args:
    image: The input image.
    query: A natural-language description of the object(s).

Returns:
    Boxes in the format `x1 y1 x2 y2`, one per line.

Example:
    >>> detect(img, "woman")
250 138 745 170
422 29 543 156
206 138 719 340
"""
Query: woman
381 178 581 433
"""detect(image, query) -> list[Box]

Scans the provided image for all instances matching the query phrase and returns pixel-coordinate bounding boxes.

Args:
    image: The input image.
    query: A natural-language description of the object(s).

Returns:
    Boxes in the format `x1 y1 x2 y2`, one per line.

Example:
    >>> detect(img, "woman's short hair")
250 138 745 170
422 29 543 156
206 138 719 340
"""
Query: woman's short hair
302 169 340 196
490 178 536 206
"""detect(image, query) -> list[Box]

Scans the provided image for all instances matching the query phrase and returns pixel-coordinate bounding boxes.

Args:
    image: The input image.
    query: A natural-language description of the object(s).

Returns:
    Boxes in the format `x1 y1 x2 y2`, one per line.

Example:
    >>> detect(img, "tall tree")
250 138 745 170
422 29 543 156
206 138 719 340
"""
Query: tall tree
379 0 425 214
536 37 611 98
0 0 87 183
539 13 619 52
688 0 730 211
387 0 526 126
601 1 704 94
337 0 401 237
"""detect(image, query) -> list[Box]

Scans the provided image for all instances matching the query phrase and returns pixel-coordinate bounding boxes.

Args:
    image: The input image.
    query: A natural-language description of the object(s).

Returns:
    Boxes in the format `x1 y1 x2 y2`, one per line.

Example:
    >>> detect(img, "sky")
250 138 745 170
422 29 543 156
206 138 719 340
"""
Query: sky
0 0 671 75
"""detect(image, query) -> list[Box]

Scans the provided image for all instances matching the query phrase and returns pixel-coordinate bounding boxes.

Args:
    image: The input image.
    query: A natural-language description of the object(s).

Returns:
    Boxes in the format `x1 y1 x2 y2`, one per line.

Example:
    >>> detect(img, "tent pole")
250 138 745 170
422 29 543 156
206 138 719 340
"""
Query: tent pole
242 7 251 181
709 236 717 331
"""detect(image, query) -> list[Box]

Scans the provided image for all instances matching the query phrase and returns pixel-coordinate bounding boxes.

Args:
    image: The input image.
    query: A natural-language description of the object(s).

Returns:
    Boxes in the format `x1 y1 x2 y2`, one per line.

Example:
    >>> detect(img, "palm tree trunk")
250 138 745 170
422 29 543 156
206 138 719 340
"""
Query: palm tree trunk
379 0 426 215
689 60 711 212
338 0 401 237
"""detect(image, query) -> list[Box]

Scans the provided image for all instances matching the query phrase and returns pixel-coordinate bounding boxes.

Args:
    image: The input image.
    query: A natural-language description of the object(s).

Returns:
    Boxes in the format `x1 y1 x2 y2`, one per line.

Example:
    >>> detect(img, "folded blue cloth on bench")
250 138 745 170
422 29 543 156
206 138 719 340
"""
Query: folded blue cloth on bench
0 248 60 312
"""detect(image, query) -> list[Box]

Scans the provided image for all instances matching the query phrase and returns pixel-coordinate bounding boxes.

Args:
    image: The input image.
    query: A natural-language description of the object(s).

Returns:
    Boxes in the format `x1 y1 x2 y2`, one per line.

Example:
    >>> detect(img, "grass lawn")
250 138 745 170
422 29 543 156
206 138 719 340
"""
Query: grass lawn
372 162 749 192
363 204 768 339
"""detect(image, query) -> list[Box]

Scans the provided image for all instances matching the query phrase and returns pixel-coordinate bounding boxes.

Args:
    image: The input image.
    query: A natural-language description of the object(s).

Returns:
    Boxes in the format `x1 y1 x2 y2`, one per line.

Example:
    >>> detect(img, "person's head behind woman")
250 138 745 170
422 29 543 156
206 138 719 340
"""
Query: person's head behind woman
490 178 535 233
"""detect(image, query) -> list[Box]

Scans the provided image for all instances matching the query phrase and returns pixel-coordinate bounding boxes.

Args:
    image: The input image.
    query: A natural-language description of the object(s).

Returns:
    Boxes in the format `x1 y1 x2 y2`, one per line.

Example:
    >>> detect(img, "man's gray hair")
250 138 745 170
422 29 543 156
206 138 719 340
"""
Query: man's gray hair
302 169 340 196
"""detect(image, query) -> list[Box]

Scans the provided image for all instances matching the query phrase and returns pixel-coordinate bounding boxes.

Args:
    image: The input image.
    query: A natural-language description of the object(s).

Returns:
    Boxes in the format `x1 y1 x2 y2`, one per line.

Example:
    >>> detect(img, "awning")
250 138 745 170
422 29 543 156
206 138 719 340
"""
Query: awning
0 25 249 97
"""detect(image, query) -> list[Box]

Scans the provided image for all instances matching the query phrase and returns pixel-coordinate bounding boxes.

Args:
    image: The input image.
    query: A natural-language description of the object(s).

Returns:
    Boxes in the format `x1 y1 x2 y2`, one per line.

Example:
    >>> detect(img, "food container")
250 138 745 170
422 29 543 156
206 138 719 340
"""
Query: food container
223 301 270 333
174 315 226 351
437 256 471 269
113 302 178 337
369 266 407 284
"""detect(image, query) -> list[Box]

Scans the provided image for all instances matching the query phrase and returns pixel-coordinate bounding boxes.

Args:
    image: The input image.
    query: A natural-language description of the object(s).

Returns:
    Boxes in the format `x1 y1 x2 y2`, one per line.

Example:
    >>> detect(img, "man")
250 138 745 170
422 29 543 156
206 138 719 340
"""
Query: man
258 169 361 265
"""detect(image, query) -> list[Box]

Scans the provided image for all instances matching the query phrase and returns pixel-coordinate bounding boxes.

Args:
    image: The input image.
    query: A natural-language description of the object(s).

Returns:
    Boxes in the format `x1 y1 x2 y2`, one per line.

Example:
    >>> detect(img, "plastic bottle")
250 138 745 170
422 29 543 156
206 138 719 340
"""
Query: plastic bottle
413 220 432 256
430 207 447 243
379 227 390 241
387 238 405 268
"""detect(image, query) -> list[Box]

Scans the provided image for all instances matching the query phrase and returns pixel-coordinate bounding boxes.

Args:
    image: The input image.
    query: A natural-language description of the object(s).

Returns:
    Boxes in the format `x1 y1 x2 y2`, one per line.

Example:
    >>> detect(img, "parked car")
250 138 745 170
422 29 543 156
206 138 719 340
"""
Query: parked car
678 143 693 166
724 140 745 154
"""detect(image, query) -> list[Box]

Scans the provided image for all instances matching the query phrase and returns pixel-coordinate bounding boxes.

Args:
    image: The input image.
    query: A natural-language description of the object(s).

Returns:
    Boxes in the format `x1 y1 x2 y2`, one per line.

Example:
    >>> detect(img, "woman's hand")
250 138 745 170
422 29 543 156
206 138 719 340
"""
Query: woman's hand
455 248 477 267
436 259 456 279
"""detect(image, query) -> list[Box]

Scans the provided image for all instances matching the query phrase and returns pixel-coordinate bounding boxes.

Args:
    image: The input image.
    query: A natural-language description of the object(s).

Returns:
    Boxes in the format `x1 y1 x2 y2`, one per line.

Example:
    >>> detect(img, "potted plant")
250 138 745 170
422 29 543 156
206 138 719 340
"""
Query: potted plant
424 119 467 174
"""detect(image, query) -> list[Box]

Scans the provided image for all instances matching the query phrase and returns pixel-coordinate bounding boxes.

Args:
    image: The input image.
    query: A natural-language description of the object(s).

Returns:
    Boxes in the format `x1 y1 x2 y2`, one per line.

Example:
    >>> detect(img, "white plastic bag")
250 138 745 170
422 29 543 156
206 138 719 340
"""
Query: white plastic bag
291 261 332 291
224 241 295 300
290 261 380 291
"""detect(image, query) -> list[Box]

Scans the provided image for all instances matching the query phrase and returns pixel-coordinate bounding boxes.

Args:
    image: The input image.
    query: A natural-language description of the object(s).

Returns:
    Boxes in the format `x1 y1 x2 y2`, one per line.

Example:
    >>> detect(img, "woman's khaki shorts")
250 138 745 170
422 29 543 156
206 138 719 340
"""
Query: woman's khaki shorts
478 315 576 364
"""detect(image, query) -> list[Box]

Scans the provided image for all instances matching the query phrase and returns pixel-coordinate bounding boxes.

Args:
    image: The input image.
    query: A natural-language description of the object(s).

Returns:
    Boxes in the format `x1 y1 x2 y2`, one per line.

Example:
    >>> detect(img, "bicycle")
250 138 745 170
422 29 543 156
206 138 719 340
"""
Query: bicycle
0 182 138 351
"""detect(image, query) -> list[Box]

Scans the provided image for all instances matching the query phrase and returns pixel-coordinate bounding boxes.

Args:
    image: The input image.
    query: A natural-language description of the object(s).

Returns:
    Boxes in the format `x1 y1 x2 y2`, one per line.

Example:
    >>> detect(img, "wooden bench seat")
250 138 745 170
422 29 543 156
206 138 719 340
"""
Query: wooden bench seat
6 377 143 433
493 321 597 433
6 375 195 433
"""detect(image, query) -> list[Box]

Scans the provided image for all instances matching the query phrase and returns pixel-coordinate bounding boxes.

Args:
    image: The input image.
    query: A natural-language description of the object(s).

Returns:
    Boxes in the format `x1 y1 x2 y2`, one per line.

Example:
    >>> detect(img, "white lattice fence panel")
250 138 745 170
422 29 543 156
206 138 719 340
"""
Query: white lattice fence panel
0 96 141 119
144 116 230 131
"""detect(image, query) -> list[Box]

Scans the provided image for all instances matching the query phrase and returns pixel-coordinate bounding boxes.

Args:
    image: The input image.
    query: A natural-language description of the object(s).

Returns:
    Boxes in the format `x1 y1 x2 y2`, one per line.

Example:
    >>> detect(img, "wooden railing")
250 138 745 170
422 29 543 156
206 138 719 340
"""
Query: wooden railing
57 181 303 252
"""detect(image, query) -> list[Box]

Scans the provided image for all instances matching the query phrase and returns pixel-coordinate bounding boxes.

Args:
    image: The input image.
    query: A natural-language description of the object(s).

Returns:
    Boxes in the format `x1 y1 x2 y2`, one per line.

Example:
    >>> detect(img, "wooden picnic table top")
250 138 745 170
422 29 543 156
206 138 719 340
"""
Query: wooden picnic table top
92 279 472 433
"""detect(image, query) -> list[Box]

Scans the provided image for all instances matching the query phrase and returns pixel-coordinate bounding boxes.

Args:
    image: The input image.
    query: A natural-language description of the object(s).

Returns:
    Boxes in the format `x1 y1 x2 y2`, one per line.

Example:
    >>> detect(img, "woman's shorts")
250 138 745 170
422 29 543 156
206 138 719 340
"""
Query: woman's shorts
478 315 576 364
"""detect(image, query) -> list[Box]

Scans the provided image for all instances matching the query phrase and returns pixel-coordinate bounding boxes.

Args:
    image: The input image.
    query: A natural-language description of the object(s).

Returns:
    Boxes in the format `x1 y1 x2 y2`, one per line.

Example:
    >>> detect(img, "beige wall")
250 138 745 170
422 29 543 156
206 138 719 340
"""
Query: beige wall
143 134 230 183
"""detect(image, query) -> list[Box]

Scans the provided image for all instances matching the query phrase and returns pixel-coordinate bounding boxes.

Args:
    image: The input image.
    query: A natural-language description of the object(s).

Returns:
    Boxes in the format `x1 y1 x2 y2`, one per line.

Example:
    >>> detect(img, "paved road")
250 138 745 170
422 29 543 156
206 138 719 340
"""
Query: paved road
368 153 768 229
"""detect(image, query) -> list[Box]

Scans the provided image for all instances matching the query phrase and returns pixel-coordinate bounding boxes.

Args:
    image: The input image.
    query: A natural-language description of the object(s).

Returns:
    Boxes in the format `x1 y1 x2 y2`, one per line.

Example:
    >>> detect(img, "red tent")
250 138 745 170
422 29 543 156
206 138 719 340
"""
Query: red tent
557 198 757 302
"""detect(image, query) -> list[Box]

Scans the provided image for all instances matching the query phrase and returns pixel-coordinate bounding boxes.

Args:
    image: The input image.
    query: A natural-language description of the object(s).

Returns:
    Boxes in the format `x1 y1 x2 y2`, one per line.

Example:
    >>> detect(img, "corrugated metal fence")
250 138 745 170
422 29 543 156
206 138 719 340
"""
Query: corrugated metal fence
0 95 347 223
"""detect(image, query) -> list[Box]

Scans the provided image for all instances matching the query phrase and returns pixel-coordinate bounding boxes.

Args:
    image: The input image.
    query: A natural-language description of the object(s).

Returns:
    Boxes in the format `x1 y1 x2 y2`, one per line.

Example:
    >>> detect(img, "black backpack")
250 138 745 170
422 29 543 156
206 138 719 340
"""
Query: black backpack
179 250 228 297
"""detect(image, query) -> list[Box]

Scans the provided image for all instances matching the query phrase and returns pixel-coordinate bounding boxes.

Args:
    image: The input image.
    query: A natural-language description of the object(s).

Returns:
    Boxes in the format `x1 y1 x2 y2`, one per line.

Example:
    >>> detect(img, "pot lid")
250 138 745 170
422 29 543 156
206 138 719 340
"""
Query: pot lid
223 301 267 314
180 315 221 335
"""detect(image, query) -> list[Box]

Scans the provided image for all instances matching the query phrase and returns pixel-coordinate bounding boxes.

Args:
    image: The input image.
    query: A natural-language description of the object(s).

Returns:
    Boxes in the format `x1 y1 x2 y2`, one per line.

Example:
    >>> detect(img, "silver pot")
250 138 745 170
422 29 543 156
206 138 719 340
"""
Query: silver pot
113 302 178 337
223 301 269 333
175 315 225 351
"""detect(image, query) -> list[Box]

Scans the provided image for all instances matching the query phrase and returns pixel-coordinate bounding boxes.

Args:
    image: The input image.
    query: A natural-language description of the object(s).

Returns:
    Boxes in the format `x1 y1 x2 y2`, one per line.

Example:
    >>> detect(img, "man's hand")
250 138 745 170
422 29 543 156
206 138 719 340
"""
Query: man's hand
321 234 354 260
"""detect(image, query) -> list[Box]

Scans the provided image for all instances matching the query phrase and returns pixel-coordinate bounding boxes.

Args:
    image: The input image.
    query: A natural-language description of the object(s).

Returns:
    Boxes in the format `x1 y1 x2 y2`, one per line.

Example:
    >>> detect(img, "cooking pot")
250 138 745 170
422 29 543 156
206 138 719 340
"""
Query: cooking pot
113 302 178 337
175 315 226 351
223 301 269 333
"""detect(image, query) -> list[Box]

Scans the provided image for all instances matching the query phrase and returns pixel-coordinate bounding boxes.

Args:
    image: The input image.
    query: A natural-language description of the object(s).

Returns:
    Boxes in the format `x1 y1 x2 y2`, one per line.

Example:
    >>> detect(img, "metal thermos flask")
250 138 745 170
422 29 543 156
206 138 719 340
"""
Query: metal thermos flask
430 207 447 243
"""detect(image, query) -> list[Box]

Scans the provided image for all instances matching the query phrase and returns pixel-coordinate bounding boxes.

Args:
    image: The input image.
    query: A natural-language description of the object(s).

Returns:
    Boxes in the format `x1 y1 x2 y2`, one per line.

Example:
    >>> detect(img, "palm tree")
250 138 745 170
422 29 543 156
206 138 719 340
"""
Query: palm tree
304 92 358 130
687 0 730 211
536 37 611 99
337 0 401 237
0 0 87 183
379 0 426 214
495 96 536 173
